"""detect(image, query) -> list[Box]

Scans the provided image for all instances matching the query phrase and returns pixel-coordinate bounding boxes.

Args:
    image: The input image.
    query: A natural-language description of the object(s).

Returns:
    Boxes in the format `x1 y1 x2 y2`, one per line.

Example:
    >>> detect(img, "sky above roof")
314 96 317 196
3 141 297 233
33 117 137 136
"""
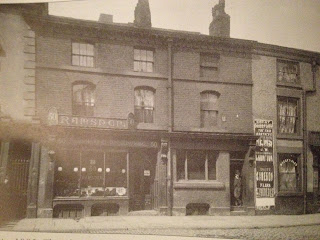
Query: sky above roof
48 0 320 53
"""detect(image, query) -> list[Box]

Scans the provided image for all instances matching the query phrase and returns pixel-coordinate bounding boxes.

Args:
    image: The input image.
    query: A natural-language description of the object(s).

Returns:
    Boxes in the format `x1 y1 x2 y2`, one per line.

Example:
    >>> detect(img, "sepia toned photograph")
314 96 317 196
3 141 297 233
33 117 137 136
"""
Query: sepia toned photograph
0 0 319 239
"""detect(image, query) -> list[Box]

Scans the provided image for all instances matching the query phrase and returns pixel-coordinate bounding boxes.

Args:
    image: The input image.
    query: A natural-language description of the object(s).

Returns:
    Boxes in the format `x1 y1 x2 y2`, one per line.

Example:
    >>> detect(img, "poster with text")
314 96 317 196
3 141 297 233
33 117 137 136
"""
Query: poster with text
254 119 275 209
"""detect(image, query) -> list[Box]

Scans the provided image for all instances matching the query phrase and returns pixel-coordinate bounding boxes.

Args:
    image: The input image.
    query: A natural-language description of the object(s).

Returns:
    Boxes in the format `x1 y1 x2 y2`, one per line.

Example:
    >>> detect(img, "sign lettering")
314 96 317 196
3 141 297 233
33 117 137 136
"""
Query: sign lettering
254 119 275 209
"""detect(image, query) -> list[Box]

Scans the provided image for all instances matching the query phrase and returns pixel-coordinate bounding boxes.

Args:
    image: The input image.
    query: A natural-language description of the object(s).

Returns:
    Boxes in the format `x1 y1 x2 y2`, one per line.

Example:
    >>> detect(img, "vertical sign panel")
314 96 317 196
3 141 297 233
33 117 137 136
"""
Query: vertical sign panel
254 119 275 209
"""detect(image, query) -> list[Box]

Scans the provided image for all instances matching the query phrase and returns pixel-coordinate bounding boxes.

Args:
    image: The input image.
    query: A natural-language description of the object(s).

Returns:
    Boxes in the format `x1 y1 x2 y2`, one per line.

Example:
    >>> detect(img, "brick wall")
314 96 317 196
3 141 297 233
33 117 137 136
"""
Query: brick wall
173 81 253 133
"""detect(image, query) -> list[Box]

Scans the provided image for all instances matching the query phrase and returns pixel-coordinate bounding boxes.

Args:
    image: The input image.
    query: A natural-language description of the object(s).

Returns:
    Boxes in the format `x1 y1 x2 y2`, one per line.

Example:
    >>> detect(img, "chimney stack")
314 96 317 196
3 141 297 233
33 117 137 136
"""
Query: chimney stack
134 0 152 28
99 14 113 24
209 0 230 37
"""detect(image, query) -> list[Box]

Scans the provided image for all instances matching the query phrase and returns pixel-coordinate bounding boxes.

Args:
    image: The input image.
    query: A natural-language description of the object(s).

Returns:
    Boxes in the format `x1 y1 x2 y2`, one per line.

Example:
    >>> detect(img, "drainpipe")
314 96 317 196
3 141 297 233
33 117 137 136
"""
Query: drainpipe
167 38 173 216
303 60 318 214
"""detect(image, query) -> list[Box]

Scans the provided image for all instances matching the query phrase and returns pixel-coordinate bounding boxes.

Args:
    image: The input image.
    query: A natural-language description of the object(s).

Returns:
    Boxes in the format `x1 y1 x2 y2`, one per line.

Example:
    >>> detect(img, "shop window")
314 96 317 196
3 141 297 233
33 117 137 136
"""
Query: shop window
200 91 220 128
278 97 300 134
176 150 218 181
278 153 300 192
72 82 95 117
134 87 155 123
134 48 154 72
54 151 128 198
277 60 299 84
200 53 219 78
72 42 94 67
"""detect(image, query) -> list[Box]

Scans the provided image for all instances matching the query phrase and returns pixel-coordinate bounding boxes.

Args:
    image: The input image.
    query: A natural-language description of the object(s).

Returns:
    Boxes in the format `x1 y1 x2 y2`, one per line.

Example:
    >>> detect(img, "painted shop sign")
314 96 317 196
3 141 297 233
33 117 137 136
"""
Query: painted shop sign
48 107 135 130
254 119 275 209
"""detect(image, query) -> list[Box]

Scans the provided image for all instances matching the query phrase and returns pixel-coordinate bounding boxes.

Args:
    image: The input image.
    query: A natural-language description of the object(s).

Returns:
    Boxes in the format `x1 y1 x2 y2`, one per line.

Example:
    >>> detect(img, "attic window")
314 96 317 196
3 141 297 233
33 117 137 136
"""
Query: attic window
72 42 94 67
200 53 220 78
134 48 154 72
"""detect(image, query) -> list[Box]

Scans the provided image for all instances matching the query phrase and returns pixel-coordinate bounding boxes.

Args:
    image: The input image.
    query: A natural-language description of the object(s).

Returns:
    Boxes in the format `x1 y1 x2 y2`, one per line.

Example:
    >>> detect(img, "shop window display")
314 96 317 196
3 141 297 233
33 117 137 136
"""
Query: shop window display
54 151 127 198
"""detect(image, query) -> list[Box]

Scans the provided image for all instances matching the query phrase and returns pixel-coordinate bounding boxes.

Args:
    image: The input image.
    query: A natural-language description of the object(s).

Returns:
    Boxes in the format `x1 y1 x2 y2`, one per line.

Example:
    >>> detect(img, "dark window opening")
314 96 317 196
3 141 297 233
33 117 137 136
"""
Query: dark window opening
72 82 95 117
134 87 155 123
278 97 299 134
91 203 119 216
186 203 210 216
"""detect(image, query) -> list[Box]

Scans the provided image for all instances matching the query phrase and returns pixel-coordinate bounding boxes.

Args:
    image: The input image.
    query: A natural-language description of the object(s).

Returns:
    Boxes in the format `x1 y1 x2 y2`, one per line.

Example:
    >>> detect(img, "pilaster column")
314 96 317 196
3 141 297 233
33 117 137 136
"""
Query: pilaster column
26 142 41 218
37 146 55 218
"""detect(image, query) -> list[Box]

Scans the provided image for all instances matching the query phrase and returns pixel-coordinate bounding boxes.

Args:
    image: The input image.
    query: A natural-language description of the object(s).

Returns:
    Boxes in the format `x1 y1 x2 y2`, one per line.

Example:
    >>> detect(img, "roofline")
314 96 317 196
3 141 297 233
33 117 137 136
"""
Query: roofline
24 13 320 60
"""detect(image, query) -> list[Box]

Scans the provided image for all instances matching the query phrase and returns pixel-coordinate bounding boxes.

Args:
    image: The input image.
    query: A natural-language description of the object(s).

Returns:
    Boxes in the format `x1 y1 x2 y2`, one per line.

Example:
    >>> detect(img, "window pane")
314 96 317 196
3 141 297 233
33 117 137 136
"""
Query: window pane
105 153 127 190
201 110 218 128
80 151 104 197
87 44 94 56
140 50 147 61
188 151 205 180
147 50 153 62
80 56 86 66
278 97 298 134
72 55 80 66
73 83 95 116
134 108 144 123
134 61 140 72
134 49 141 60
80 43 87 55
141 62 147 72
144 109 153 123
208 151 218 180
176 150 186 181
87 57 94 67
147 62 153 72
54 151 80 197
72 42 80 54
278 154 299 192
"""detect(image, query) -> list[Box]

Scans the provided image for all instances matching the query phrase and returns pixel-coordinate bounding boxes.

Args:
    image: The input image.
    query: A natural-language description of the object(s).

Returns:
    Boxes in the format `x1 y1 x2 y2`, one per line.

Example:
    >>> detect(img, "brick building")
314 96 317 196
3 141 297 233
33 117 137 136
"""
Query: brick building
0 0 319 220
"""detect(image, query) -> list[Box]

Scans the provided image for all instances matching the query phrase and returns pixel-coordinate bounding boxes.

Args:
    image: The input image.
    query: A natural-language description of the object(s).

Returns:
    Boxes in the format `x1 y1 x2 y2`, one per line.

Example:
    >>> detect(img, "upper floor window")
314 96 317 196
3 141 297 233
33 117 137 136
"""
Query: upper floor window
72 82 95 116
200 91 220 128
277 60 299 84
176 150 218 181
200 53 219 78
134 87 155 123
278 97 299 134
134 48 154 72
72 42 94 67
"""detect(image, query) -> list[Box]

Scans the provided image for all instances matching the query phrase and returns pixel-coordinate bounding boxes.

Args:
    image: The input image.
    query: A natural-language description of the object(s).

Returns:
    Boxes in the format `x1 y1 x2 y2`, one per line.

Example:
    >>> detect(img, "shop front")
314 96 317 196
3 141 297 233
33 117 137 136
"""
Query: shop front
170 133 256 216
49 127 161 218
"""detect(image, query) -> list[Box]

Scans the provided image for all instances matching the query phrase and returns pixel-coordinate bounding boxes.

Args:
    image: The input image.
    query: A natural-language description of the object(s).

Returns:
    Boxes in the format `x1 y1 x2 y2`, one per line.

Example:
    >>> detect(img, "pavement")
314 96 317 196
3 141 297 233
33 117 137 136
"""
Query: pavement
5 213 320 233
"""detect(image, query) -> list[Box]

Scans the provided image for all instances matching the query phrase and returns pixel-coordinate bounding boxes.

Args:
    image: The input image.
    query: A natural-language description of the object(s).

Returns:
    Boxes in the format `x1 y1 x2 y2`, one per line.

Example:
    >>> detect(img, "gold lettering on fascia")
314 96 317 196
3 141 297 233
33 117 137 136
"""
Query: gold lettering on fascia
71 117 78 125
60 116 70 124
90 118 97 126
99 119 106 126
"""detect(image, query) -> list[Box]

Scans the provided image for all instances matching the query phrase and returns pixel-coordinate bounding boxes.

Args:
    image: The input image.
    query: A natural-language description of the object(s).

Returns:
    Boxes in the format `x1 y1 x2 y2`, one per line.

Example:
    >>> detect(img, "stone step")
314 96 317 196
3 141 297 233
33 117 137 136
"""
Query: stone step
230 210 247 216
127 210 159 216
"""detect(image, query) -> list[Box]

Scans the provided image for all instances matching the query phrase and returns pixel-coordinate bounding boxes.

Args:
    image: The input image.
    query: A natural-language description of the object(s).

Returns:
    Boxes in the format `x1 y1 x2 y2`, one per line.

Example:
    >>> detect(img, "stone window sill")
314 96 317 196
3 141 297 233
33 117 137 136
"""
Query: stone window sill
173 181 225 190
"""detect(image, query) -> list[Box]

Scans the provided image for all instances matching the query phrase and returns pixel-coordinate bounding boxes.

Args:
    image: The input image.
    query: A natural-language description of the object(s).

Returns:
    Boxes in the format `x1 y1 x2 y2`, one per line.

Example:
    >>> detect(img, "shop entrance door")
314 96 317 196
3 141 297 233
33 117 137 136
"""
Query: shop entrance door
130 151 156 211
230 152 246 208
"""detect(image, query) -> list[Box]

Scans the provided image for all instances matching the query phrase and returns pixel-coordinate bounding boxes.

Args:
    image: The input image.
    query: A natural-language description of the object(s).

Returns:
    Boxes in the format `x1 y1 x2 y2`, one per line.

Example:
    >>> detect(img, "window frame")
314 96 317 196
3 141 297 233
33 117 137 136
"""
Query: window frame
54 150 129 198
276 59 300 85
133 48 154 73
278 153 301 194
71 41 95 68
134 86 155 124
72 81 96 117
176 150 218 181
200 52 220 78
200 91 220 128
277 96 300 136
